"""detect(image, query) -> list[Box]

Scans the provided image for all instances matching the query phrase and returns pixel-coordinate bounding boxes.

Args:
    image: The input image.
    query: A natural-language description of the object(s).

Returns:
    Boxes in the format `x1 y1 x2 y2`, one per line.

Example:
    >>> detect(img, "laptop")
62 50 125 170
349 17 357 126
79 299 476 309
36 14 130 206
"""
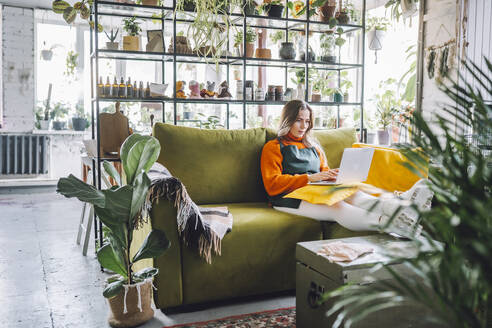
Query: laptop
309 148 375 185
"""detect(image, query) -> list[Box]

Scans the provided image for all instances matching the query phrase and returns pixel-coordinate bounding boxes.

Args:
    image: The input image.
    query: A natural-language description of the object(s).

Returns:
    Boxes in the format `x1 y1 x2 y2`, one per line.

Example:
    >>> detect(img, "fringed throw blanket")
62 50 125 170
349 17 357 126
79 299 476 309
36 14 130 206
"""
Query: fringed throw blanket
144 163 233 263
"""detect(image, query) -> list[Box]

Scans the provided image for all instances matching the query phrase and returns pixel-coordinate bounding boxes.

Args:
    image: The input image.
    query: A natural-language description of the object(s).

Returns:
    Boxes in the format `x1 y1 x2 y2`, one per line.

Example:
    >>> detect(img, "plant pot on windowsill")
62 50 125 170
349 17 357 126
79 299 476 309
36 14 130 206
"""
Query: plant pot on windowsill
72 117 87 131
52 121 66 130
265 4 284 18
123 36 141 51
366 131 376 144
39 120 50 130
41 50 53 61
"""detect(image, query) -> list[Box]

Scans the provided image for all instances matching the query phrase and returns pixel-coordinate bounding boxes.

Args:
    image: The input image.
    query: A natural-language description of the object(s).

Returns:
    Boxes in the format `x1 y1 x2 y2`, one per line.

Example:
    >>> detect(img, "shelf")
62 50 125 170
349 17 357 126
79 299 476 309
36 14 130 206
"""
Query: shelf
95 1 172 19
94 1 363 34
92 97 361 106
93 50 361 70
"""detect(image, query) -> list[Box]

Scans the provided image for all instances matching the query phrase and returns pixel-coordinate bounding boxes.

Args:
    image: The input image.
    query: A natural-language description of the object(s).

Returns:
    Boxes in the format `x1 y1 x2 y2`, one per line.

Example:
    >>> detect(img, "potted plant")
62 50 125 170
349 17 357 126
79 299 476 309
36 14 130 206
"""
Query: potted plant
373 78 400 144
35 101 51 130
234 26 257 57
57 134 170 327
40 42 62 61
64 50 79 78
104 28 119 50
385 0 418 23
317 0 337 22
290 67 316 100
51 102 70 130
319 32 336 63
72 102 89 131
335 0 349 24
243 0 258 15
366 16 390 60
259 0 284 18
122 17 142 51
339 70 352 102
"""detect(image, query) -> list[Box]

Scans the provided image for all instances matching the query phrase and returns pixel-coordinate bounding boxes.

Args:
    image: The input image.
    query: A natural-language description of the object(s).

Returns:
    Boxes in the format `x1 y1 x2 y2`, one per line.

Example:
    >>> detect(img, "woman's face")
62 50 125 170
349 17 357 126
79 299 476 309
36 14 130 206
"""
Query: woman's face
289 109 311 138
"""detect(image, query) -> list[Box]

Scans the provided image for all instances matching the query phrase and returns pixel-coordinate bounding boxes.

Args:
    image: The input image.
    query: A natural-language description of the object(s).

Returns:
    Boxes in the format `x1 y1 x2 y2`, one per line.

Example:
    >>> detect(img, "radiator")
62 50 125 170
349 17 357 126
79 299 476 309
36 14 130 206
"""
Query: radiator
0 135 49 175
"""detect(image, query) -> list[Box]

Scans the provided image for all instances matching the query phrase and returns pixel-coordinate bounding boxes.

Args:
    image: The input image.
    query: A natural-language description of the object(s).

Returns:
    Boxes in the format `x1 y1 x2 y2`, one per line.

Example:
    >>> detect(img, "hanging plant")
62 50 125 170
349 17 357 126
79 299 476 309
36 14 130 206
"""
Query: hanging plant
175 0 243 65
384 0 418 25
64 50 79 78
52 0 103 31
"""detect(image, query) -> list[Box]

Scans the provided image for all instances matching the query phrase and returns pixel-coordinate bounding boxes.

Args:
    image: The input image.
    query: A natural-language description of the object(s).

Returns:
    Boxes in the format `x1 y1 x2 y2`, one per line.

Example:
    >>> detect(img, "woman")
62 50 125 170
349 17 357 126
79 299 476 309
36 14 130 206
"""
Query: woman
260 100 433 237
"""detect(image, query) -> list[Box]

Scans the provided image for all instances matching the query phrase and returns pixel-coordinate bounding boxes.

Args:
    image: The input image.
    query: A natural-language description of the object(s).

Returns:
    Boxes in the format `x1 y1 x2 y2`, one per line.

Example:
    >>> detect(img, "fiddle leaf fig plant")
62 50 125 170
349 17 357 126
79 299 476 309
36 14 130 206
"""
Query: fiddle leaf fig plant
57 134 170 298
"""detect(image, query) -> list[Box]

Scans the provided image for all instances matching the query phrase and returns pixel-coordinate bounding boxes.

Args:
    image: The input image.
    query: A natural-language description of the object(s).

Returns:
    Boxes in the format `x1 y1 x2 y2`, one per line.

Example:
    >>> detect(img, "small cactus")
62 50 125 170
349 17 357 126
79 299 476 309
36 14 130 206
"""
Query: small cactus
104 28 119 42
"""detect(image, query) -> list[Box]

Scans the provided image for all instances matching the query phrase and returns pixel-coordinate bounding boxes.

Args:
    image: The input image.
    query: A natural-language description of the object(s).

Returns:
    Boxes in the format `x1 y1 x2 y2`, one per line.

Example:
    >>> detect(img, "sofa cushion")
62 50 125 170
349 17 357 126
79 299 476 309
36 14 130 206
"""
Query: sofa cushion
180 202 323 305
153 123 268 204
266 128 357 168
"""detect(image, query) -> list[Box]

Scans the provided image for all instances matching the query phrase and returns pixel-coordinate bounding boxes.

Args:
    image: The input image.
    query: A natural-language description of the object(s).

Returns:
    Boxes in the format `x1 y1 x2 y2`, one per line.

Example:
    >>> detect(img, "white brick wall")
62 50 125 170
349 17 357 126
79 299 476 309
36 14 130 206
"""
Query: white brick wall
2 6 35 132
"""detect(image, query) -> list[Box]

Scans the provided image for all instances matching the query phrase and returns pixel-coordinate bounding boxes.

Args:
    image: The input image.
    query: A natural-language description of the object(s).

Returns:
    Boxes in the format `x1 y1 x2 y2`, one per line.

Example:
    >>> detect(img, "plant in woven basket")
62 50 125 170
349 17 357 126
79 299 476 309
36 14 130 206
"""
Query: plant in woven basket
320 58 492 327
57 134 170 326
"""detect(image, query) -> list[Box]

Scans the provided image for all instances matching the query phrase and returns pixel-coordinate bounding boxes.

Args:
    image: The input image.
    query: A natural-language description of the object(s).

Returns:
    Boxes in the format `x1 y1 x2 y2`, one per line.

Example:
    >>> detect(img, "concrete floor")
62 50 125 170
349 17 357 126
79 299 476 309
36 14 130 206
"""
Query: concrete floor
0 191 294 328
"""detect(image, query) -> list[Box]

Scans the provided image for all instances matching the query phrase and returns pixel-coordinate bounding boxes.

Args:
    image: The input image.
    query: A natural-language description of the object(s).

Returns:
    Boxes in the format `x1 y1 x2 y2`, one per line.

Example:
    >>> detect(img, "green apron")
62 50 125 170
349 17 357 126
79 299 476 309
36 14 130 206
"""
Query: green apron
269 138 321 208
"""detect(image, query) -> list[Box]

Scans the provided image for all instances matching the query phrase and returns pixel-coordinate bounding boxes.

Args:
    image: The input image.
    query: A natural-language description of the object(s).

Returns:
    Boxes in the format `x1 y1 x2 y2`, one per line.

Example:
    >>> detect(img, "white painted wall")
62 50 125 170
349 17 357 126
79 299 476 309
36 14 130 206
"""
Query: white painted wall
1 5 35 132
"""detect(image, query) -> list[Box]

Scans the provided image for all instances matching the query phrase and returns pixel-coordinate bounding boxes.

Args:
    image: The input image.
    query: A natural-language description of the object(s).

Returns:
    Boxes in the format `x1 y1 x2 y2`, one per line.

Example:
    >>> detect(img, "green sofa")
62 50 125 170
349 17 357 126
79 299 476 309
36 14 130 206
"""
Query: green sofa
133 123 369 310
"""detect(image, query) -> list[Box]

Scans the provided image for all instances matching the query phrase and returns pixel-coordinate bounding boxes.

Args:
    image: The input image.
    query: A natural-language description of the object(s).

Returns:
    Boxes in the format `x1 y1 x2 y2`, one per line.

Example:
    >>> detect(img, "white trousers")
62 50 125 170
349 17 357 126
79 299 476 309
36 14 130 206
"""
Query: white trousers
274 191 388 231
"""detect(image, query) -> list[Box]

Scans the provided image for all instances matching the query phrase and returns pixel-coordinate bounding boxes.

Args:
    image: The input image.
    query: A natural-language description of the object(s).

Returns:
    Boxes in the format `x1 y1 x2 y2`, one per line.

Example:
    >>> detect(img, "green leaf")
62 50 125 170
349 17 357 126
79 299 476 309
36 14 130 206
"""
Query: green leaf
103 161 121 186
80 5 90 19
103 279 124 298
106 230 127 272
101 185 133 224
130 172 151 222
132 230 170 263
52 0 70 14
328 17 338 28
63 6 77 24
120 134 146 182
133 267 159 282
57 174 105 207
123 136 160 185
97 244 128 278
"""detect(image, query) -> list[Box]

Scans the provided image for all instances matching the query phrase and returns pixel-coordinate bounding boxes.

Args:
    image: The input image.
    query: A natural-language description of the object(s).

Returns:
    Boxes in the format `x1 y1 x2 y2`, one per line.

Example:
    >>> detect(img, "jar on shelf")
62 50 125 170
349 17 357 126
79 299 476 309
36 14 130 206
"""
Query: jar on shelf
236 80 243 100
266 85 276 101
319 32 337 63
279 42 296 60
245 80 254 100
275 86 284 101
255 87 264 101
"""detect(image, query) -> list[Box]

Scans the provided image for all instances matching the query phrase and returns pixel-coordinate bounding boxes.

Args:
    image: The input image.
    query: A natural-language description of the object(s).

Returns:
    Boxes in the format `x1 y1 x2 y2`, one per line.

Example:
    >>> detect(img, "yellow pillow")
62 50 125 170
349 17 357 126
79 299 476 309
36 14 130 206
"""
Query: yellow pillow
285 183 382 206
352 143 428 192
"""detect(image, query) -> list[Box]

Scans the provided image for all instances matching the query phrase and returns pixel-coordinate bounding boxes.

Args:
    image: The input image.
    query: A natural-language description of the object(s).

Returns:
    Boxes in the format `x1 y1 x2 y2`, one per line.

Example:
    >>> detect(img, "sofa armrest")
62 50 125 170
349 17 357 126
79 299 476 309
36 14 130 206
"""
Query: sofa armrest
132 199 183 309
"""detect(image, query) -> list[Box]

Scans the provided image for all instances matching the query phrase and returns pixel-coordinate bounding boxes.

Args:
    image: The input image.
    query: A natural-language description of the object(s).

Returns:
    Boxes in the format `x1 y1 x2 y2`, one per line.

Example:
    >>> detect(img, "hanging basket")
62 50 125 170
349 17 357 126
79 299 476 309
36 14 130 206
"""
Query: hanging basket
401 0 418 19
367 29 386 63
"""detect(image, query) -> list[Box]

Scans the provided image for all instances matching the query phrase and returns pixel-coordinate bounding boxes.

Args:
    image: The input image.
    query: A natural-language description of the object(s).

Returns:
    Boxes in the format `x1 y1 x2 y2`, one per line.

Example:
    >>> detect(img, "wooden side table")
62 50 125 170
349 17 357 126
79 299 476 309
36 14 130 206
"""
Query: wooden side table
296 235 442 328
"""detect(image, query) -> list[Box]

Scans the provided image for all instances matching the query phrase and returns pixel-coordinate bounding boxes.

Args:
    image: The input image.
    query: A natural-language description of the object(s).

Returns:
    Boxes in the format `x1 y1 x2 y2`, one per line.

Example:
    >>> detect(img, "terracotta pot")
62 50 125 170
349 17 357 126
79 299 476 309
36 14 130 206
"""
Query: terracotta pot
319 3 336 22
107 280 154 328
240 43 255 57
123 36 141 51
311 93 321 102
142 0 158 5
255 48 271 59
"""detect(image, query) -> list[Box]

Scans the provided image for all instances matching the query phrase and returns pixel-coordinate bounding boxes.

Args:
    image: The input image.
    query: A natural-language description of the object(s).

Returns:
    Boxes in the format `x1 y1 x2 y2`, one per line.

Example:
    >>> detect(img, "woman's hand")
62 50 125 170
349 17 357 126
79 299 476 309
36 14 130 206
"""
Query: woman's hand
308 169 339 182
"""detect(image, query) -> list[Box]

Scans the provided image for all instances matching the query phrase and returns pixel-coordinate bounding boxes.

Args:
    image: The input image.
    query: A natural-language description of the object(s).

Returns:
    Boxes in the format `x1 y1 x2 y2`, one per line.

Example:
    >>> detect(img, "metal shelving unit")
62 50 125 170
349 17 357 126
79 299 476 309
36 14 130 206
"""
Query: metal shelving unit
89 0 366 250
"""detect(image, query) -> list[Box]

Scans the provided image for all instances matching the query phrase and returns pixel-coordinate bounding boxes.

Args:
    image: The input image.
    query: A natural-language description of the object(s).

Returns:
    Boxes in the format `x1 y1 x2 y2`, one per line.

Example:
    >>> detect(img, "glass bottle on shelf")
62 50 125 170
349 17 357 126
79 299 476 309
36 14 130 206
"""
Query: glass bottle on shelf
133 81 138 99
126 77 133 98
97 77 104 98
145 82 151 98
119 77 126 98
105 76 111 97
139 81 144 98
112 77 119 98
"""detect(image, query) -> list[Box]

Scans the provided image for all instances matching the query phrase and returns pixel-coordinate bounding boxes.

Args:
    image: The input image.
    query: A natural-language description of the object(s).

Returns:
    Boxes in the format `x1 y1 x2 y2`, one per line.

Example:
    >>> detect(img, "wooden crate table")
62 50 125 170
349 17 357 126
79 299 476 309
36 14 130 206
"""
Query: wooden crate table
296 234 441 328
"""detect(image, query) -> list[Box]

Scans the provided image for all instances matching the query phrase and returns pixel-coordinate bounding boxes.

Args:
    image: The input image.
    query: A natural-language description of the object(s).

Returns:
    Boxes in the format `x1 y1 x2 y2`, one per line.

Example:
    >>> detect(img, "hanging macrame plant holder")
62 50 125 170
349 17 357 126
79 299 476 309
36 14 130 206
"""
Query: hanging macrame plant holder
367 29 385 64
401 0 418 26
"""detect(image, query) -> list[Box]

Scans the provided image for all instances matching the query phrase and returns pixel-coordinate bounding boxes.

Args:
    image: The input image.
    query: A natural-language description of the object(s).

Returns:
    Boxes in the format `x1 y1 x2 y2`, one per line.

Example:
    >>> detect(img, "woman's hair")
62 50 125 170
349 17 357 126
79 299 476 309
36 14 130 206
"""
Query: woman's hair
278 100 317 148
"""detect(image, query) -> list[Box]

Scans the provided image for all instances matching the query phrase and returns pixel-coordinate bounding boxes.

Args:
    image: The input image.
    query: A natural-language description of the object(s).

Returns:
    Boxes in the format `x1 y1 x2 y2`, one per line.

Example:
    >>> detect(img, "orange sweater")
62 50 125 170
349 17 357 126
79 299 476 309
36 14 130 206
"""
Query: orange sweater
260 133 330 197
